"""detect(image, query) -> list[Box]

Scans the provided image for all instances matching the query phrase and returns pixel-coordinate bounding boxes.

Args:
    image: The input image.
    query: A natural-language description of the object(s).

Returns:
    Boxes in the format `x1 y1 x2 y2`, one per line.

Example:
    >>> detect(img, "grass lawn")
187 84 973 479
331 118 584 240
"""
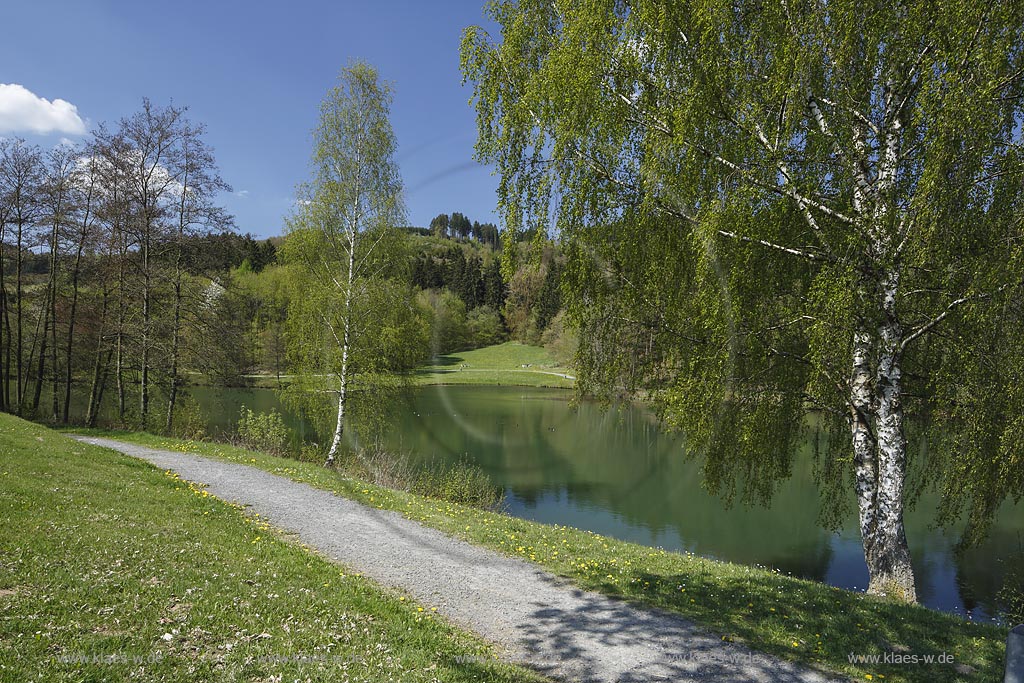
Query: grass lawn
67 429 1010 683
190 342 575 390
0 413 550 683
413 342 575 388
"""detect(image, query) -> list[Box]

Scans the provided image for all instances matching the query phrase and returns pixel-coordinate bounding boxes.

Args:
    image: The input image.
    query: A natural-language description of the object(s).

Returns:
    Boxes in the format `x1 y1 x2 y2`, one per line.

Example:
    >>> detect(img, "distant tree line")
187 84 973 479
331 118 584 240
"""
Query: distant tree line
411 245 504 311
179 232 277 275
229 227 571 369
428 211 500 248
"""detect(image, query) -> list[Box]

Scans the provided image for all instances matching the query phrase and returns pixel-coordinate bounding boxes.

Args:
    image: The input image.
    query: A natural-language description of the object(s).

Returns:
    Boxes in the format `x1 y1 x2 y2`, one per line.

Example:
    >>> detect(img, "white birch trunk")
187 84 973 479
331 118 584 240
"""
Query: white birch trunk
866 268 917 601
325 223 357 467
843 82 917 602
848 302 916 601
326 319 351 466
850 328 877 544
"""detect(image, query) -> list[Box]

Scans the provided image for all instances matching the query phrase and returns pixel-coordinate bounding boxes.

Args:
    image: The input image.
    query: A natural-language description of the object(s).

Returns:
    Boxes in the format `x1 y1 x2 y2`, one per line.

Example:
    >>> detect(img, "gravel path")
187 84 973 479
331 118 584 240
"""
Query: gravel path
73 436 847 683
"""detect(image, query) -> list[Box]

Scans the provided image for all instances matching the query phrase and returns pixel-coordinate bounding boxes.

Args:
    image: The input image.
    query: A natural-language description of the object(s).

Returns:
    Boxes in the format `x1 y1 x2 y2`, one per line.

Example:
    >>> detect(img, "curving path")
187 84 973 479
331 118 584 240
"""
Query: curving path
72 435 847 683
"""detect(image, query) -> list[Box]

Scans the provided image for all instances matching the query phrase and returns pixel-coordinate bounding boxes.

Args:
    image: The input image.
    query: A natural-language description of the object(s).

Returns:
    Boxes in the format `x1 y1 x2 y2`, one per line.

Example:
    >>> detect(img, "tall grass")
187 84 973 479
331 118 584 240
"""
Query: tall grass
234 408 502 510
412 459 502 510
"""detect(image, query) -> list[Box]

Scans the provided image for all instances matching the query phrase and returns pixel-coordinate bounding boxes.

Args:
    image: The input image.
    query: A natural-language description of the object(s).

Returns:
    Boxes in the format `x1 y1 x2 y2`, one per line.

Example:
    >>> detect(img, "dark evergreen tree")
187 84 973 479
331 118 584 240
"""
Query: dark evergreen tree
483 257 506 311
463 255 486 309
482 223 500 249
535 260 562 332
449 212 471 239
446 247 467 299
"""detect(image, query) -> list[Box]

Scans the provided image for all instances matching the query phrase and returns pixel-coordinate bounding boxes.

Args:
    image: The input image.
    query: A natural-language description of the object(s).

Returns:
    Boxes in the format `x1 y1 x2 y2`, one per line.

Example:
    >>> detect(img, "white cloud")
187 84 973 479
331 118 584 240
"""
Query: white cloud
0 84 86 136
235 189 250 199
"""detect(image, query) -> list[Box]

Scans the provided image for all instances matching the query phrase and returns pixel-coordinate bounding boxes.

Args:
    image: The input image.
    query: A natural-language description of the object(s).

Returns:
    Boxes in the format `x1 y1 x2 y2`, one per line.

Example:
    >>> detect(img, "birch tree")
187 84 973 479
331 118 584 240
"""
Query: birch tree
462 0 1024 602
285 61 425 466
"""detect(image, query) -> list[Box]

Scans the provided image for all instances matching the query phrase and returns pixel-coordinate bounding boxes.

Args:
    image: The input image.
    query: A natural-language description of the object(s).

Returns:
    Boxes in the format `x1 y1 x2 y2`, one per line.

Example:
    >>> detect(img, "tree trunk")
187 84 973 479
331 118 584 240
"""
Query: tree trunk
15 218 24 411
849 327 877 556
326 371 348 467
325 229 356 467
1 288 9 411
28 289 49 415
867 269 916 601
63 242 85 423
140 232 150 430
0 220 7 412
49 219 59 422
848 273 917 603
115 241 126 423
50 300 58 421
166 186 187 435
165 265 182 434
85 284 110 427
86 348 113 429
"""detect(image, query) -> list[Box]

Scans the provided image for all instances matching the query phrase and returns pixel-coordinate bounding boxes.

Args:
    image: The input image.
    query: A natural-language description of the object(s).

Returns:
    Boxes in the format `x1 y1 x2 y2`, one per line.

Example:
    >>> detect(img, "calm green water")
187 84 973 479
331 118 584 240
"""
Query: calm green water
87 384 1024 620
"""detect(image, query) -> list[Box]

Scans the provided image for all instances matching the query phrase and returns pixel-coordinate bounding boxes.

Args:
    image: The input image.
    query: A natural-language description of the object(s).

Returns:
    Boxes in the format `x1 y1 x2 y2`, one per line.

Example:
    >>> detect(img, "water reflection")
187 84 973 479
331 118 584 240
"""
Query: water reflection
176 385 1024 620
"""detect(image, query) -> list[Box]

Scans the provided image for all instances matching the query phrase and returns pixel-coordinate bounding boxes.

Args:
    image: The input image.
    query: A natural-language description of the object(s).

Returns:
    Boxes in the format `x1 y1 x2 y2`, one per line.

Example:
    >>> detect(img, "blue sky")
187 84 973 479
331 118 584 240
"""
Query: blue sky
0 0 500 238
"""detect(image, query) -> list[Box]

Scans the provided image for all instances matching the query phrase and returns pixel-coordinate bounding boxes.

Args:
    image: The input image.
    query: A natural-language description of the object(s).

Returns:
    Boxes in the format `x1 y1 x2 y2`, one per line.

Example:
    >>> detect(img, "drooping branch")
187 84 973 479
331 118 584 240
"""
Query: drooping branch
716 229 833 262
900 283 1014 351
690 139 858 226
765 345 872 438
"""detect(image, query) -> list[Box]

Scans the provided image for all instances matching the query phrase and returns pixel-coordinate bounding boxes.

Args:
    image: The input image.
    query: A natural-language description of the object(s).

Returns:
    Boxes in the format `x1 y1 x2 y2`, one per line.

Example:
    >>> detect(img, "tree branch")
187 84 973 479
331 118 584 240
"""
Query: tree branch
900 283 1014 351
716 229 833 262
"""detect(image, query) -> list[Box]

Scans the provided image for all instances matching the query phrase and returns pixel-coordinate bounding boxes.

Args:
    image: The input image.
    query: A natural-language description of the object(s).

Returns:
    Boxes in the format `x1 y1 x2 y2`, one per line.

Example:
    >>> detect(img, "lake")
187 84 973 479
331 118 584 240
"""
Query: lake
122 384 1024 621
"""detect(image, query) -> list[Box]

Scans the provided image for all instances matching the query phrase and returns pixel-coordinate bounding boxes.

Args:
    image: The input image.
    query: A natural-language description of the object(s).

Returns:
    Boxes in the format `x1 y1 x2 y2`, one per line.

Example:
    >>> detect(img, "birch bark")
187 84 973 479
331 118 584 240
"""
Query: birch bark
325 224 356 466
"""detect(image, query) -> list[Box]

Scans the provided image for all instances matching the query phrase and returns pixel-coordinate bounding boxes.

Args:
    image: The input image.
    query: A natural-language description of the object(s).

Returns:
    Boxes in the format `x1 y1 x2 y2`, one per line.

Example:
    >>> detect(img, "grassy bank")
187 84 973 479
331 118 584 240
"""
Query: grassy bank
414 342 574 388
0 414 548 682
67 430 1009 683
204 342 575 389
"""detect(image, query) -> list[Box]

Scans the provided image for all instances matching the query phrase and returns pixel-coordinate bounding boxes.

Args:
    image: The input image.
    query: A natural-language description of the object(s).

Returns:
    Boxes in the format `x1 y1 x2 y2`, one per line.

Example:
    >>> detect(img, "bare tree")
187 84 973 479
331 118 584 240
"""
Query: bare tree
60 150 101 423
164 121 231 433
28 144 79 418
105 100 186 430
0 139 44 413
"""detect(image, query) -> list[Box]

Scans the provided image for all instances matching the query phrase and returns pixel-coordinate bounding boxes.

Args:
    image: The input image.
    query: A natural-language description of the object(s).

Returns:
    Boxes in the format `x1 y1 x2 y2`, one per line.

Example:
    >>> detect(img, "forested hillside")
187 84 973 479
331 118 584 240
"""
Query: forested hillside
0 126 570 433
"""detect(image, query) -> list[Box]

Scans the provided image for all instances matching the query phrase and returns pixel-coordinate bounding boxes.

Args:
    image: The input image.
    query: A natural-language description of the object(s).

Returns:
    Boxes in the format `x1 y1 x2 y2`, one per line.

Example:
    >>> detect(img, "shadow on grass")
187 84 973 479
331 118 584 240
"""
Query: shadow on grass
427 354 466 367
438 656 550 682
513 571 837 682
580 569 1004 683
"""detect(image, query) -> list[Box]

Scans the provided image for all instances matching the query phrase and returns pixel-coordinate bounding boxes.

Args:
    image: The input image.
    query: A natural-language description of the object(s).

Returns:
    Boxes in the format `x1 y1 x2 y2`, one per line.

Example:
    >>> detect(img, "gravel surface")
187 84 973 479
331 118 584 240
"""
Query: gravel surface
73 435 847 683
